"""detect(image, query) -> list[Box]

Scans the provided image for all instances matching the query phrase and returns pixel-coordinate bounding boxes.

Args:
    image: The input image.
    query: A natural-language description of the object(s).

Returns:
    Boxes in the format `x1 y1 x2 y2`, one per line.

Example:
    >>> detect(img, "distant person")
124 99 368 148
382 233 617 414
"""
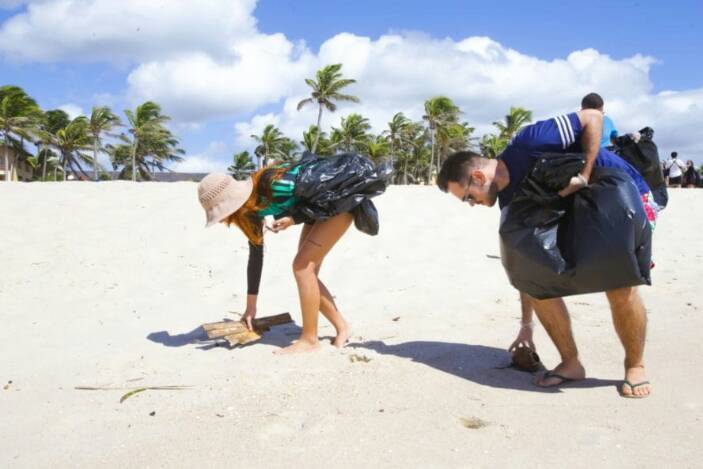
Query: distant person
581 92 618 148
665 152 686 187
662 160 670 185
682 160 700 188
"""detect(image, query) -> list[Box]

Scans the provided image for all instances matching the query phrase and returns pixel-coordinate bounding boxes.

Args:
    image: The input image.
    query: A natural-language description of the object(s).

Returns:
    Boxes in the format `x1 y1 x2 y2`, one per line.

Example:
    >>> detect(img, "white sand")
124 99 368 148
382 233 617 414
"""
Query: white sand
1 182 701 468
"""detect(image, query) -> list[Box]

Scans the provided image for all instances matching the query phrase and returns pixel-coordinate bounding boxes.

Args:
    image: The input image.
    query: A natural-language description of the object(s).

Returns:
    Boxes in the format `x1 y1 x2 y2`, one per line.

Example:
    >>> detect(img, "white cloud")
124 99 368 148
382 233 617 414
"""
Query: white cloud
126 33 316 121
233 112 280 148
171 141 230 173
234 33 702 158
0 0 257 62
1 2 701 159
58 103 84 119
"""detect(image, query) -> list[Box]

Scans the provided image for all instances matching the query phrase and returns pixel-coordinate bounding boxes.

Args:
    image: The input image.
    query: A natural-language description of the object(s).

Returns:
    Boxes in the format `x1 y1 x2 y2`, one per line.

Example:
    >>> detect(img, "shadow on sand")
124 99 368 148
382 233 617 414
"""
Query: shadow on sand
351 340 621 394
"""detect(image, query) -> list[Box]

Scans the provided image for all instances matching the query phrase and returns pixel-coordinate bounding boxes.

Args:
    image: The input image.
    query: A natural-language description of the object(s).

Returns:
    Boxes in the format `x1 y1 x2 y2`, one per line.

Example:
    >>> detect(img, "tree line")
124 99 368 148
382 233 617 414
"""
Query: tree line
0 86 183 181
229 63 535 184
2 63 534 184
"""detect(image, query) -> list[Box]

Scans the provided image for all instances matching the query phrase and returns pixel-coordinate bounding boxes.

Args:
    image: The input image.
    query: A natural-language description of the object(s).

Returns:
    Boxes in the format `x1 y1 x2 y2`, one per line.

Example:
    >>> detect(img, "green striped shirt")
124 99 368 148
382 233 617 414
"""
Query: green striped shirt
257 164 301 218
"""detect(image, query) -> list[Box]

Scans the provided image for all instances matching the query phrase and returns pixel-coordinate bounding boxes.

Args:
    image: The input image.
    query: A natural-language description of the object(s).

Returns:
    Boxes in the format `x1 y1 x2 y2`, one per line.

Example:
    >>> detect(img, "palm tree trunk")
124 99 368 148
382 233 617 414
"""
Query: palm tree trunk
312 104 323 154
403 157 408 185
131 136 138 182
3 144 9 182
93 136 99 181
428 128 435 185
41 144 48 181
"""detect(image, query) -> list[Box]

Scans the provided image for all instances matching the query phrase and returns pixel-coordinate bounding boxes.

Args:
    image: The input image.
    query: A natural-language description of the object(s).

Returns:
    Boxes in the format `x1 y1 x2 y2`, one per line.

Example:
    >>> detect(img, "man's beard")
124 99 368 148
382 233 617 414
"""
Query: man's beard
486 180 499 207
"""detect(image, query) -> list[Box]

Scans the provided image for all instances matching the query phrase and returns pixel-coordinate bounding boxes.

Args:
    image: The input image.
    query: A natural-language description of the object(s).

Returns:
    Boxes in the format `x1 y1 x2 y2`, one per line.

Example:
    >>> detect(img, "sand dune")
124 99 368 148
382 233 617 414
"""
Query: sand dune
1 182 701 468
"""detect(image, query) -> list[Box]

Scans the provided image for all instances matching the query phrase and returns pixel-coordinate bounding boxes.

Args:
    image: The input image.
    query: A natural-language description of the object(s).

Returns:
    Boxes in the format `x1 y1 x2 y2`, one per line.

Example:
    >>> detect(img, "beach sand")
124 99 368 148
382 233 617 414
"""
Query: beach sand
1 182 701 468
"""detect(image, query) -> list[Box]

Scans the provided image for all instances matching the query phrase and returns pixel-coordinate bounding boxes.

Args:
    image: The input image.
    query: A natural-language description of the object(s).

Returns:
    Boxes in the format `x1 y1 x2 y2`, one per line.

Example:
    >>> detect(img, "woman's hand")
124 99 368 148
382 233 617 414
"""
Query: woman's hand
509 323 535 353
272 216 294 232
242 304 257 331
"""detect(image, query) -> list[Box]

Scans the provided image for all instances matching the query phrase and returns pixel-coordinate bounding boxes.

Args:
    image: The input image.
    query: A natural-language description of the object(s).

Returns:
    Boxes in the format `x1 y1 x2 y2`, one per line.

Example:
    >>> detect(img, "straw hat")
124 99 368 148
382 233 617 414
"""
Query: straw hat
198 173 253 227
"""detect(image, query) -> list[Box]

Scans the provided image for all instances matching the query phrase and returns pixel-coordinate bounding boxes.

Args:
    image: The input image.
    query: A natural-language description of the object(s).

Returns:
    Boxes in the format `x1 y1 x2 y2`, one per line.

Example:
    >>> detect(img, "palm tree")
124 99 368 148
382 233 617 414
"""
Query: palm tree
493 107 532 141
301 125 333 156
0 85 41 182
123 102 182 181
480 133 509 159
297 64 360 153
34 109 69 181
331 113 371 153
55 116 93 180
383 112 411 167
365 135 390 163
251 124 289 168
423 96 460 184
89 106 121 181
228 150 256 180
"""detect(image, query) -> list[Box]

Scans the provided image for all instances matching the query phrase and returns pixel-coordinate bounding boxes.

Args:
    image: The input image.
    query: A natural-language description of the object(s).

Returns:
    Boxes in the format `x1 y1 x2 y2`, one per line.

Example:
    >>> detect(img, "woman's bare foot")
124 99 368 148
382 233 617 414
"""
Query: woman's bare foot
274 337 320 355
332 321 352 348
536 359 586 387
622 365 651 398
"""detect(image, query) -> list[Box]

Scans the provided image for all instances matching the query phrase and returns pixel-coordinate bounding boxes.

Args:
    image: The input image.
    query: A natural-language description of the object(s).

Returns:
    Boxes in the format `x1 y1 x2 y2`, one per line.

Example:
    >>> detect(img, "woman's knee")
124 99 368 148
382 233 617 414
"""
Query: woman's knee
292 253 318 276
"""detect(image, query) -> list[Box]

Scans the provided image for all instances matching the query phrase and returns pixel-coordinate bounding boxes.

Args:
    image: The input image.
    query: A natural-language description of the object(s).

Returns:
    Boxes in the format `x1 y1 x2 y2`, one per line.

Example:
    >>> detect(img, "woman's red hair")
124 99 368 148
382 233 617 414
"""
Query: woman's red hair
224 165 290 245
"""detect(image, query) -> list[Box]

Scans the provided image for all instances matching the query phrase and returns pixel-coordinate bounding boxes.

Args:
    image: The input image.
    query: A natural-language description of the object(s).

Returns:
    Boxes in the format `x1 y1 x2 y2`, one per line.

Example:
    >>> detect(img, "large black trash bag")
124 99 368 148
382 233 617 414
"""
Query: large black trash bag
615 127 668 208
499 155 652 300
293 152 393 235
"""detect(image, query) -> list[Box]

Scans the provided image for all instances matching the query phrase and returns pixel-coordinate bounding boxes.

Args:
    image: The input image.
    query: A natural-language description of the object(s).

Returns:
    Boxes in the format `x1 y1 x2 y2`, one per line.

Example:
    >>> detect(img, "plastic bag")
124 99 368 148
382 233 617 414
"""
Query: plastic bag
499 159 652 300
615 127 668 208
293 152 393 235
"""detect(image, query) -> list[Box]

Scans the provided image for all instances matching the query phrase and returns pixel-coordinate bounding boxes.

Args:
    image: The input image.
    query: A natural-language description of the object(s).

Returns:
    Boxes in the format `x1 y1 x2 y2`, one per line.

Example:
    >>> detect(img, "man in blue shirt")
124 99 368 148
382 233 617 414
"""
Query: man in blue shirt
437 108 655 398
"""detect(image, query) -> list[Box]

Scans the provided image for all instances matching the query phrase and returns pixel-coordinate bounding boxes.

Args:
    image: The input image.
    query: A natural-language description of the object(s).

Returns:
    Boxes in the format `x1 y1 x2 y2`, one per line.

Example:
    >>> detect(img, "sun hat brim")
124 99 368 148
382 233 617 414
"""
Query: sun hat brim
204 177 253 227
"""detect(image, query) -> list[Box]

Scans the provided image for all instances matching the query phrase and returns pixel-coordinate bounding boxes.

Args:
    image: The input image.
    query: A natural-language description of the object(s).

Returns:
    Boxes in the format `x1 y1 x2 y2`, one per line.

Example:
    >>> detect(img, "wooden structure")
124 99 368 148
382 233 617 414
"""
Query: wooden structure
202 313 293 346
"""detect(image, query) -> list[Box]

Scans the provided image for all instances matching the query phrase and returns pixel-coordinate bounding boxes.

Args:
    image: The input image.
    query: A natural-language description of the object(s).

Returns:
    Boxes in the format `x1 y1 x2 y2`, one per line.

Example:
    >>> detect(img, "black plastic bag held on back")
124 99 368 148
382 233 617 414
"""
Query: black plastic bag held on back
499 153 652 300
615 127 668 208
292 152 393 235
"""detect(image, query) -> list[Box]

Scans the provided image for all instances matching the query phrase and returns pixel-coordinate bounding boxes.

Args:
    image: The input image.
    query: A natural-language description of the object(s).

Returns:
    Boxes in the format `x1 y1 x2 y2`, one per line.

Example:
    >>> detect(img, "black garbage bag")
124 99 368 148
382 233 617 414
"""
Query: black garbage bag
292 152 393 235
500 154 652 299
615 127 668 208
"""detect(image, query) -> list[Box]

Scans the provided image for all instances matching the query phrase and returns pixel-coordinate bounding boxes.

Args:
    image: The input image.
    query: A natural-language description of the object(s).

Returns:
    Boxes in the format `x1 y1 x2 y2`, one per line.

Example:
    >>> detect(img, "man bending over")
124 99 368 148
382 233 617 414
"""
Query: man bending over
438 109 656 398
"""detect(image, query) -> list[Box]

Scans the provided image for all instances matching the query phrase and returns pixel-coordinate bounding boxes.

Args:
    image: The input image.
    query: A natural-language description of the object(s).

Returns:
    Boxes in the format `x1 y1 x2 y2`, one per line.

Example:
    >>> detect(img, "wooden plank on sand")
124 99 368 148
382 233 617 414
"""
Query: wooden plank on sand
202 313 293 346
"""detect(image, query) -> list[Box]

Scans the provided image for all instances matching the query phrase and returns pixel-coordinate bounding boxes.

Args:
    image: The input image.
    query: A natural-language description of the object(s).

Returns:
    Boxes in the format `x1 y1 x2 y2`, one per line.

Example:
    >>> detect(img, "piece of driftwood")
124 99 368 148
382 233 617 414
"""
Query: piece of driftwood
202 313 293 346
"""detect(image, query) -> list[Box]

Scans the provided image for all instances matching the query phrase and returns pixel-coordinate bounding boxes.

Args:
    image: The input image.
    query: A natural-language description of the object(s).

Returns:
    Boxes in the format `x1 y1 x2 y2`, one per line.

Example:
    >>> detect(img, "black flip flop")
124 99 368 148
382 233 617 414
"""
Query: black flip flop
621 380 651 399
537 370 576 388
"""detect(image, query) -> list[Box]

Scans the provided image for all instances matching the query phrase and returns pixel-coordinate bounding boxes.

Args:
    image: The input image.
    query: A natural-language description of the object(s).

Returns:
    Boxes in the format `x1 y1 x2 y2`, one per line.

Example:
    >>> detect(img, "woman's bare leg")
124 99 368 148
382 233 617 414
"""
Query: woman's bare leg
277 213 353 354
298 223 351 346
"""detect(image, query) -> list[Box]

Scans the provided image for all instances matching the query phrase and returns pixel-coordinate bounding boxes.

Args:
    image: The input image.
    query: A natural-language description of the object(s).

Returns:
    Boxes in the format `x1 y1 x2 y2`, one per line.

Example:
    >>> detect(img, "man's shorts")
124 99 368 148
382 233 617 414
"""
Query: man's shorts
641 192 658 230
669 176 682 186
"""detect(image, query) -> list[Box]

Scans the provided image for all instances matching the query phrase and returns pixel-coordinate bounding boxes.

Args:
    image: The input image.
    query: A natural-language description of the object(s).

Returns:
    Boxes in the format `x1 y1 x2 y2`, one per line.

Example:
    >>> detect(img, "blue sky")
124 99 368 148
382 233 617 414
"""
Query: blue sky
1 0 702 168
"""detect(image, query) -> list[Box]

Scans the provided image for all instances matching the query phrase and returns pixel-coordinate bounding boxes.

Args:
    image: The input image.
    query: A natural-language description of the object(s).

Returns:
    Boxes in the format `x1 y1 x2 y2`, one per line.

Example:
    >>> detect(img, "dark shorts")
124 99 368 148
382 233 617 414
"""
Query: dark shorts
669 176 682 185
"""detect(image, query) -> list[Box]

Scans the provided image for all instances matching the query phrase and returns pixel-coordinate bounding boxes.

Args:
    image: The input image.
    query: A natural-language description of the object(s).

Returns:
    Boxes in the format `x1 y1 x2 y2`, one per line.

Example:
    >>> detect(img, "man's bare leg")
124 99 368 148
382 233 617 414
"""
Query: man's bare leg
530 296 586 386
606 287 651 397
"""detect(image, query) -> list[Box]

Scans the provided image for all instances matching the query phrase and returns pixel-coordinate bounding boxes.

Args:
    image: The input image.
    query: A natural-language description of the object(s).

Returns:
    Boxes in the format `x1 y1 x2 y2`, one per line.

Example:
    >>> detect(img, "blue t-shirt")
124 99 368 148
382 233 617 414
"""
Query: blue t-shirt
497 112 650 208
601 115 618 148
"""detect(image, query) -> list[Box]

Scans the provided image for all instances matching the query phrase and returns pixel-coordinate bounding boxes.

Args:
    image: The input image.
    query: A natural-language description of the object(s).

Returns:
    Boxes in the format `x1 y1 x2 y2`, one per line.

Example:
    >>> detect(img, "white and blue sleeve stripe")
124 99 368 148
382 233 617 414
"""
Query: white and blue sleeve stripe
554 114 575 149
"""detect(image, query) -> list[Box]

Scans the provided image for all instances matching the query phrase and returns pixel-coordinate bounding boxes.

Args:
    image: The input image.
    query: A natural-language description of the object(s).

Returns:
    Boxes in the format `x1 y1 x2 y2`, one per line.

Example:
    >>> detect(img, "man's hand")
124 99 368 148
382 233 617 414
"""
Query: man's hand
272 216 294 232
509 324 535 353
242 304 257 331
558 173 588 197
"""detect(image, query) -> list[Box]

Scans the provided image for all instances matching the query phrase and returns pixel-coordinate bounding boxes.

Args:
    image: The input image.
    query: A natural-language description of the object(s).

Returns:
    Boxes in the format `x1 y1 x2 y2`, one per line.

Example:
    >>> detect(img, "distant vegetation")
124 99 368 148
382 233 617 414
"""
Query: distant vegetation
2 65 535 183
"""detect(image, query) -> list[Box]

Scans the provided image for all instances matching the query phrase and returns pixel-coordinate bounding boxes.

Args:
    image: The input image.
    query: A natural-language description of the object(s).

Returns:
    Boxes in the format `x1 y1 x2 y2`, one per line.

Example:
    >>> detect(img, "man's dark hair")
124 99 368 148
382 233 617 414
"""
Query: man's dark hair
581 92 604 110
437 151 484 192
671 151 678 158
